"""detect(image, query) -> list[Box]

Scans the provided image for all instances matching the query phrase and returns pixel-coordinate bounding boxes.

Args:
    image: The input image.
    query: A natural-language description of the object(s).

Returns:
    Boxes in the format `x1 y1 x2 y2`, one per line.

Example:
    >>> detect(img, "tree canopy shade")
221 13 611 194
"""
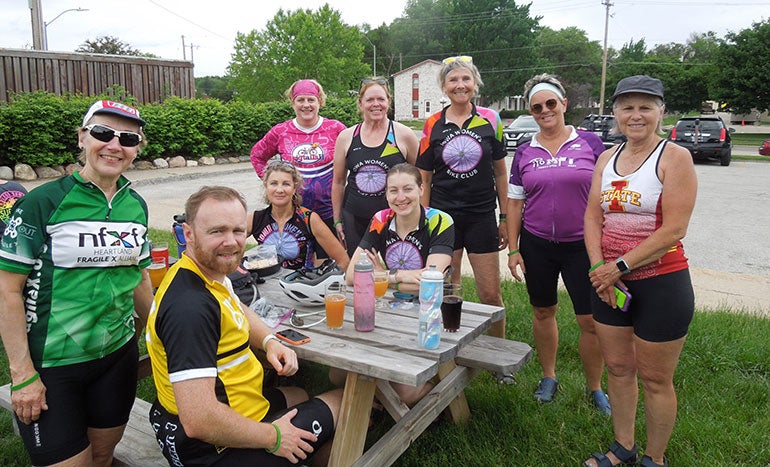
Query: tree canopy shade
713 20 770 113
388 0 540 103
534 27 602 108
227 5 369 103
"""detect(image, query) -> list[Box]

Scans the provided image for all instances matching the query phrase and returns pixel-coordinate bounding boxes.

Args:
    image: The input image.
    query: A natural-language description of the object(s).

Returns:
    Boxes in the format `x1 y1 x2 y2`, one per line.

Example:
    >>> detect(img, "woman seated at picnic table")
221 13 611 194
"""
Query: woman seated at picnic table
330 163 455 406
247 161 349 271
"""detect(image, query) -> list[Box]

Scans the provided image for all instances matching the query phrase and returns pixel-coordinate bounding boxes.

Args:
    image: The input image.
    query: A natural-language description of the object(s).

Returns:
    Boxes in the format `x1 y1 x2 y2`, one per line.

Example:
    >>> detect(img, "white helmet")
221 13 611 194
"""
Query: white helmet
279 260 345 306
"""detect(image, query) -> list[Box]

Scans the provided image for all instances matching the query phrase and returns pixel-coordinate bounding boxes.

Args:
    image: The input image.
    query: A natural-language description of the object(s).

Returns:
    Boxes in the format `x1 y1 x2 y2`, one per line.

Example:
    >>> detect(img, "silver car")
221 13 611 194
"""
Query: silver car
503 115 539 152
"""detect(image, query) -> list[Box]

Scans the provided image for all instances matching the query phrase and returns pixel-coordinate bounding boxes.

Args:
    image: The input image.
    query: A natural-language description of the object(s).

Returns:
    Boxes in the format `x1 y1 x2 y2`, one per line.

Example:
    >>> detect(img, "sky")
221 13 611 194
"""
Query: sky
1 0 769 77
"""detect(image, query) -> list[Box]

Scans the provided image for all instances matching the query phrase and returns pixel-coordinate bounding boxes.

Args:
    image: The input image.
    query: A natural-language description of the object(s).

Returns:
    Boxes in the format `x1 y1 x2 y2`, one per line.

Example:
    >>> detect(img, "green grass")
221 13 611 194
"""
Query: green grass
2 238 769 466
731 133 769 146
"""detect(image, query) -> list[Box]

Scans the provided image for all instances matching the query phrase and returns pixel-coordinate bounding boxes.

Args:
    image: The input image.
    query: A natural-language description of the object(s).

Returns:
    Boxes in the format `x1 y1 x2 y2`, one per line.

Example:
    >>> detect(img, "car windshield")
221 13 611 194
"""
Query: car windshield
508 116 539 130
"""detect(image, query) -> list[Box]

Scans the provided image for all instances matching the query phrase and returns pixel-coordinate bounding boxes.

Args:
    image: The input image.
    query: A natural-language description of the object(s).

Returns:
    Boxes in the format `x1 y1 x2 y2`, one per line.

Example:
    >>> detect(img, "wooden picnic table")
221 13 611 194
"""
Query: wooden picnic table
258 273 522 467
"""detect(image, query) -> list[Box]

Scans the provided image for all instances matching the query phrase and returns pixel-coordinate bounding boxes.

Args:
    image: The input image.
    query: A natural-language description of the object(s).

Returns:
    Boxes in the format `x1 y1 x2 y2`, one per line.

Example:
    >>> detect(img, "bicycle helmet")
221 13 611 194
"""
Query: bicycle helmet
278 259 345 306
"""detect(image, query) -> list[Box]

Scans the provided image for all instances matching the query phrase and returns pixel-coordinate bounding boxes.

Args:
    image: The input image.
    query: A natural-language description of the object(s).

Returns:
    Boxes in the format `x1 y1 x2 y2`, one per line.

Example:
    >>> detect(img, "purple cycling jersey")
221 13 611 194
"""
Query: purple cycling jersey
508 128 604 242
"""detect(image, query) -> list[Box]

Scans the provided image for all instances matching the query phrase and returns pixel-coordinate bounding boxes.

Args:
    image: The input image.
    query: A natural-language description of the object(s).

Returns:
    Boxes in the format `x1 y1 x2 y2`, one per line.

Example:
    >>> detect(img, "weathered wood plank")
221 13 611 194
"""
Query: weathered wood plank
456 334 533 374
329 372 377 467
112 398 166 466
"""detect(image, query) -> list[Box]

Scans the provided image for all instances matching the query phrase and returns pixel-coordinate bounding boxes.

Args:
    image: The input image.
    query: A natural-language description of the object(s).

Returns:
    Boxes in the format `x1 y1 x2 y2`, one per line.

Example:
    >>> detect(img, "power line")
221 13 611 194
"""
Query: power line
146 0 232 41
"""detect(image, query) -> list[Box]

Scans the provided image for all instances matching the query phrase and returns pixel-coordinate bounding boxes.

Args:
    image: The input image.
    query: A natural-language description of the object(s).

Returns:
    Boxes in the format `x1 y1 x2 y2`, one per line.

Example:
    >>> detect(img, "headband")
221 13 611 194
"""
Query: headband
292 80 320 99
528 82 564 102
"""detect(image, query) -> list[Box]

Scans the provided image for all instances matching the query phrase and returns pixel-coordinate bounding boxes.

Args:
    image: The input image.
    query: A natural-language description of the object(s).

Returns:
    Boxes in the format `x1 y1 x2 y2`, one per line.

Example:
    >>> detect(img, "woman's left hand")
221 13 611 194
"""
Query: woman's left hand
589 262 622 307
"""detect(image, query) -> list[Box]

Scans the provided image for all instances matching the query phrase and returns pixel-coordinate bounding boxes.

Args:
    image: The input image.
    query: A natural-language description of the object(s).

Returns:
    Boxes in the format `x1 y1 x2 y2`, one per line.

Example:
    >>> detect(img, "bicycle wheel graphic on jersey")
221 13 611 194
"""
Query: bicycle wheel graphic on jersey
442 134 482 173
264 231 300 262
385 241 423 271
355 164 387 194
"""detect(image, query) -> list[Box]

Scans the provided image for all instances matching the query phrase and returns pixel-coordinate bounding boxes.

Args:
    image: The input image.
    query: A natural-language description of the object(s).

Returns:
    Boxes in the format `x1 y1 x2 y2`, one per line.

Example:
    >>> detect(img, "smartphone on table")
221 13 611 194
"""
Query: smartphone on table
276 329 311 345
614 284 632 312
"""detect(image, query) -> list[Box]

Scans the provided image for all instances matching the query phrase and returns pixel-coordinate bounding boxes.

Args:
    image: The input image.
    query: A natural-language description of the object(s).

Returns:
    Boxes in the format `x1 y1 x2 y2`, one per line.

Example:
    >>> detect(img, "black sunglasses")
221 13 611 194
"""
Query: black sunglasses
362 77 388 86
530 99 559 114
85 124 142 147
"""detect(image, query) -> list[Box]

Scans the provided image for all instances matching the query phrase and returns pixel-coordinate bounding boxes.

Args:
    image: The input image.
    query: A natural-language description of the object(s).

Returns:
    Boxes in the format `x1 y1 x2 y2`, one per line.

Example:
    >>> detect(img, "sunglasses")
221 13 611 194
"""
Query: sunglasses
530 99 559 114
85 124 142 147
362 77 388 86
267 159 296 170
442 55 473 65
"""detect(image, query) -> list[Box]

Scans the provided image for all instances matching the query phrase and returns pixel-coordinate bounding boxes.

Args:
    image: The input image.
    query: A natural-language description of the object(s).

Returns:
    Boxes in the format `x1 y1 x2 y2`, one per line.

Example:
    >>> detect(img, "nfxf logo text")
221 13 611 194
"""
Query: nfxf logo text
79 227 141 248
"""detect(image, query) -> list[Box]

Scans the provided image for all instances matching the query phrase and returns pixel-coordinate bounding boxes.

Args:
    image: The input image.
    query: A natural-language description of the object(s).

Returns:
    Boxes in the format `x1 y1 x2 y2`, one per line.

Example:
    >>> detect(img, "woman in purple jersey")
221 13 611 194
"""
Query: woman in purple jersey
506 74 610 413
250 79 347 258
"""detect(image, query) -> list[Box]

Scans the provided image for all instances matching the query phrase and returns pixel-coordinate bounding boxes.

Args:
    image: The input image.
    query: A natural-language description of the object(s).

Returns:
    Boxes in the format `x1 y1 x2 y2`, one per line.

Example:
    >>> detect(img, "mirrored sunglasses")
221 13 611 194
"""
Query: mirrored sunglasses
530 99 559 114
362 77 388 86
442 55 473 65
85 124 142 147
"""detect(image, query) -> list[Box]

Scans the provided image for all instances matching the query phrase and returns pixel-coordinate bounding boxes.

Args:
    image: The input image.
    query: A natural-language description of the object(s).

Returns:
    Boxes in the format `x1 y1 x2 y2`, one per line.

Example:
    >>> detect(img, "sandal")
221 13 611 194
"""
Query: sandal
533 377 558 402
583 440 638 467
640 455 669 467
589 388 612 416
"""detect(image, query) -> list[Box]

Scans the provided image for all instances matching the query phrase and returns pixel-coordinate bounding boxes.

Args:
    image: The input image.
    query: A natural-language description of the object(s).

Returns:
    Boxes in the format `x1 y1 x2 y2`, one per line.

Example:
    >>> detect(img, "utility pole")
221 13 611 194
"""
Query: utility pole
181 35 186 60
599 0 612 115
29 0 45 50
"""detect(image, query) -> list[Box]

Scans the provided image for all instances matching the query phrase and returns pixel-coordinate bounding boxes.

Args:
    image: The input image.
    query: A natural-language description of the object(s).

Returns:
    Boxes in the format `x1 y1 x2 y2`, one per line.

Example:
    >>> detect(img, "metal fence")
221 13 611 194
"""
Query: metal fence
0 48 195 104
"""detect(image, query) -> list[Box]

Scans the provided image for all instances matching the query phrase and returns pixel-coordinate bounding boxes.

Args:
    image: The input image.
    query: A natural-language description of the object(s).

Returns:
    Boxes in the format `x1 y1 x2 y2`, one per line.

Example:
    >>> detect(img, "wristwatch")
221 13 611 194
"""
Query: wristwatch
616 257 632 275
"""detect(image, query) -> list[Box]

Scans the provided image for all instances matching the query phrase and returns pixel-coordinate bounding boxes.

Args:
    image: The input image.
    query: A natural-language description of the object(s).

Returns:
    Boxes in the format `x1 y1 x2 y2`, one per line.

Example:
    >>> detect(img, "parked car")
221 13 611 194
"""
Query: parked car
759 140 770 156
503 115 539 151
668 116 734 166
577 114 626 148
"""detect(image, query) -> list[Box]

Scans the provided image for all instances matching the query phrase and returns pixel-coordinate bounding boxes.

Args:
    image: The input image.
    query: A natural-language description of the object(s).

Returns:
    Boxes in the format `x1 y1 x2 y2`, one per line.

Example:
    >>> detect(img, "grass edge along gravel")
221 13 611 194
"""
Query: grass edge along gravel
1 229 768 465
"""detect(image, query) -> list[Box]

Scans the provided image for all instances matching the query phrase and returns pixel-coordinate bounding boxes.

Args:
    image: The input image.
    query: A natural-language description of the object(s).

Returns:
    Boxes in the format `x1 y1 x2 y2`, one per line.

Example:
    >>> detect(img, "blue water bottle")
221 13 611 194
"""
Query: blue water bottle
418 265 443 349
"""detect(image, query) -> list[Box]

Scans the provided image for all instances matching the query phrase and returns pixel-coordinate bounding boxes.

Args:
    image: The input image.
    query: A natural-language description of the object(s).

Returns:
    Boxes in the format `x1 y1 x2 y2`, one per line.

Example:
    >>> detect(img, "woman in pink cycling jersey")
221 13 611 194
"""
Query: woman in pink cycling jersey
250 79 346 258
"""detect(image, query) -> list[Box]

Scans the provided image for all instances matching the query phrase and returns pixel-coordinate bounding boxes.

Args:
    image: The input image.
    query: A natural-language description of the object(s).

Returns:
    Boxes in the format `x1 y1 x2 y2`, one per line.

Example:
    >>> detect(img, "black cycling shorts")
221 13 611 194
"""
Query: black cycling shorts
447 210 499 254
17 336 138 466
591 269 694 342
519 228 592 314
152 387 335 467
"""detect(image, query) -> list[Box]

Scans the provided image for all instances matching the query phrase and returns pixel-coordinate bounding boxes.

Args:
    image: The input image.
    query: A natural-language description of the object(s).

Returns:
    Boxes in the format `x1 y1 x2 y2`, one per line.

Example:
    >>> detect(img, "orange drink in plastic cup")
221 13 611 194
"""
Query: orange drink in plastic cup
325 282 346 329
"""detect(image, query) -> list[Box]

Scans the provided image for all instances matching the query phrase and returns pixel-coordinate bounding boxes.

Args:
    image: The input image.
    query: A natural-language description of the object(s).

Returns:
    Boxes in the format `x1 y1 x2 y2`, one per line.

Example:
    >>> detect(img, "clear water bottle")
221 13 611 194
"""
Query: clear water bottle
418 265 443 349
353 255 375 332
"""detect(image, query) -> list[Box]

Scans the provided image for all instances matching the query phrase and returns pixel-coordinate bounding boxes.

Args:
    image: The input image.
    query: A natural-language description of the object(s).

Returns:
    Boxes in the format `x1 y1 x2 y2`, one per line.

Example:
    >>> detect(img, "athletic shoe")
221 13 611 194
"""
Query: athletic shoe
533 377 558 402
590 389 612 416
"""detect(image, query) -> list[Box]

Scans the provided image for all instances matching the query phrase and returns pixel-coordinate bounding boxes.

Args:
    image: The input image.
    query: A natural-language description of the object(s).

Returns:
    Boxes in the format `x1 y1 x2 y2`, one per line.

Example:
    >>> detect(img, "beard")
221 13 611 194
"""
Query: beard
187 241 244 278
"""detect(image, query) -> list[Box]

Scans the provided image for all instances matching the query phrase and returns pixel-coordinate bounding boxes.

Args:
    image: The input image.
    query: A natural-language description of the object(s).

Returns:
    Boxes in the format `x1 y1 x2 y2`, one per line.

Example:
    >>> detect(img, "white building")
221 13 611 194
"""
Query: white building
392 59 445 121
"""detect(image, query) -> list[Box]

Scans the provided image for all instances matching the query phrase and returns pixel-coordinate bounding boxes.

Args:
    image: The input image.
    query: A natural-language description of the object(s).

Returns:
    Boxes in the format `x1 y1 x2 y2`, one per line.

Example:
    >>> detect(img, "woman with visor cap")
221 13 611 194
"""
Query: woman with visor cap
0 100 154 466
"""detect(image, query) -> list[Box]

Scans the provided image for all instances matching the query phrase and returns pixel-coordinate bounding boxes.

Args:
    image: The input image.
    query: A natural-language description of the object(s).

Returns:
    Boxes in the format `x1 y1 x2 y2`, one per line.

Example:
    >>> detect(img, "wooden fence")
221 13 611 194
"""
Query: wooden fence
0 48 195 104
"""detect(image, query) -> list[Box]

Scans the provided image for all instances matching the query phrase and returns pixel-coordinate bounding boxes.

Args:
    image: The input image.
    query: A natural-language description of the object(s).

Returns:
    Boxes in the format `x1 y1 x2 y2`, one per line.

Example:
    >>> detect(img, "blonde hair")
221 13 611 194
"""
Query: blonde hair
438 59 483 95
263 161 304 208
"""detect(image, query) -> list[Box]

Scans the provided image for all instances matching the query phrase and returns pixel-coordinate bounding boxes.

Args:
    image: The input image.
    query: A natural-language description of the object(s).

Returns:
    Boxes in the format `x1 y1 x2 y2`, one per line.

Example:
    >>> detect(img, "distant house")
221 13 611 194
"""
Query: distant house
392 60 445 121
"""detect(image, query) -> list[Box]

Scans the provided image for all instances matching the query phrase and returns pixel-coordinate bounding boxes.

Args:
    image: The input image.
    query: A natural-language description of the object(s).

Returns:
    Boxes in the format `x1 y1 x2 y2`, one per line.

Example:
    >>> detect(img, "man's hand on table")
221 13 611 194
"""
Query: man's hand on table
265 339 298 376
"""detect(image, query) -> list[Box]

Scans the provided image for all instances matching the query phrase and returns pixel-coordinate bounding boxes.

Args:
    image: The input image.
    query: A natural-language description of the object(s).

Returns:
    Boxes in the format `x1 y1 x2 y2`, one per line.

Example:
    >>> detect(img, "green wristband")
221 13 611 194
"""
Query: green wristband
507 249 519 257
11 372 40 392
588 260 605 272
266 423 282 454
333 219 342 227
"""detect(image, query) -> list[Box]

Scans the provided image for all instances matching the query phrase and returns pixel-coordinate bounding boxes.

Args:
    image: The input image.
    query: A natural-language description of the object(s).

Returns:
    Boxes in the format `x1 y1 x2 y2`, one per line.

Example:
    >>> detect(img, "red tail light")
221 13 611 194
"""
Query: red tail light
670 127 677 139
719 128 726 141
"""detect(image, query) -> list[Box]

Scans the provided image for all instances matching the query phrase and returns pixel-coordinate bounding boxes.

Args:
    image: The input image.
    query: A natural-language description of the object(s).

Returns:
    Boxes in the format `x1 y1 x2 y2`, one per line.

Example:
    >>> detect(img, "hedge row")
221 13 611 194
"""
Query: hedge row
0 90 360 167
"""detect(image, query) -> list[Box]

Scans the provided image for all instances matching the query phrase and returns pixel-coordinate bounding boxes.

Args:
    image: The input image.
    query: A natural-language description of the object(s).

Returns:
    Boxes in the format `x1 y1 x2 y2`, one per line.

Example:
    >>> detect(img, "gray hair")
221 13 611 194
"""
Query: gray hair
523 74 566 106
438 59 483 95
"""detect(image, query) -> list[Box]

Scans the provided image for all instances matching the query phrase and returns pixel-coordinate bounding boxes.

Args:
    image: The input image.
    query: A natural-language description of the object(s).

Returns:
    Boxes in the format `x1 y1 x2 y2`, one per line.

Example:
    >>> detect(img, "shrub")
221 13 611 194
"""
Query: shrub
0 91 360 166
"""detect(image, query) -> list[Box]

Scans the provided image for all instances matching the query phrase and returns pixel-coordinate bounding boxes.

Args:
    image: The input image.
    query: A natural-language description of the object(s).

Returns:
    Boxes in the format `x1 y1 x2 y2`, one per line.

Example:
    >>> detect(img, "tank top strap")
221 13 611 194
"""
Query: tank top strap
386 119 397 146
352 123 363 139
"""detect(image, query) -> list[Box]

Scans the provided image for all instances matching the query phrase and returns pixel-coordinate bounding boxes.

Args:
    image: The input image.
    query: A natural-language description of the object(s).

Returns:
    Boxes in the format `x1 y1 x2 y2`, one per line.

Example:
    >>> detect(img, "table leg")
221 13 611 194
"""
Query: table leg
328 371 377 467
438 360 472 424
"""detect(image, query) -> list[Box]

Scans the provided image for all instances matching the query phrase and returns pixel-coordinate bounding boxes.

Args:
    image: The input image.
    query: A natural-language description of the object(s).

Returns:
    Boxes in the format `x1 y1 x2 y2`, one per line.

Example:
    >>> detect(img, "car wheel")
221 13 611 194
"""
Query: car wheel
720 149 731 166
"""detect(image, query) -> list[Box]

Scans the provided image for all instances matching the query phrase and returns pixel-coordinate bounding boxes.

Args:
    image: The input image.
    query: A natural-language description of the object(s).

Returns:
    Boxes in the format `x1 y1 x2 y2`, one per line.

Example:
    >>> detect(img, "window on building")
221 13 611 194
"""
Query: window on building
425 101 431 114
412 74 419 88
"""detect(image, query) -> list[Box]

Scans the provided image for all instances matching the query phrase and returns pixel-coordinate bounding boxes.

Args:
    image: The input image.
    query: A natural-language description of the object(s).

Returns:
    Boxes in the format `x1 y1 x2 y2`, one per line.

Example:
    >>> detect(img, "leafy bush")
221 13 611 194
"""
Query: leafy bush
0 91 359 166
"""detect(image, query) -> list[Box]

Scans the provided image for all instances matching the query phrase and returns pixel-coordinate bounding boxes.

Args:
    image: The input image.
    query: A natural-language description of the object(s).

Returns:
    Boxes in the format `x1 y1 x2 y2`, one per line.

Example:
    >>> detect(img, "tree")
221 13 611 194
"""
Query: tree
227 6 369 103
713 20 770 113
535 27 603 109
76 36 154 57
195 76 233 102
389 0 540 103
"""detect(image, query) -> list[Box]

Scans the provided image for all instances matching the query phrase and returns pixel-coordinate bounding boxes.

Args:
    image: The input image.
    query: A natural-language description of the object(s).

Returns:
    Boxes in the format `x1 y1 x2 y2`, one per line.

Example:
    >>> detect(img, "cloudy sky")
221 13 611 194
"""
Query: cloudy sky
1 0 768 77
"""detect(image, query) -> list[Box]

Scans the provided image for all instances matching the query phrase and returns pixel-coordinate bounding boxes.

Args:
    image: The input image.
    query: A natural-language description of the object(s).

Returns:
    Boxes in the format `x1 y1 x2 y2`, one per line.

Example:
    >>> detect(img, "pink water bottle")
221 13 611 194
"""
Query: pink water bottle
353 255 375 331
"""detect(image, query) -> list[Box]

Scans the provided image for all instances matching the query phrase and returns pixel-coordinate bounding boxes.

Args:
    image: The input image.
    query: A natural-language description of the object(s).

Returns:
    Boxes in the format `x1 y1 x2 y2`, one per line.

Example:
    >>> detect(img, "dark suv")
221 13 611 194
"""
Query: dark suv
577 114 626 148
669 116 734 166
